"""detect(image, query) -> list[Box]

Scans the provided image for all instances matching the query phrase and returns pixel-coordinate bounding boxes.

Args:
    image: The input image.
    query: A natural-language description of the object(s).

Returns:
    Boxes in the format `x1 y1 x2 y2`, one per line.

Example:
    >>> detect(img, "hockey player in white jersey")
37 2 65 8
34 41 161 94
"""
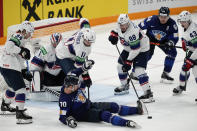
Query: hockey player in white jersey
56 24 96 89
0 21 34 124
173 11 197 98
30 33 65 90
108 14 154 103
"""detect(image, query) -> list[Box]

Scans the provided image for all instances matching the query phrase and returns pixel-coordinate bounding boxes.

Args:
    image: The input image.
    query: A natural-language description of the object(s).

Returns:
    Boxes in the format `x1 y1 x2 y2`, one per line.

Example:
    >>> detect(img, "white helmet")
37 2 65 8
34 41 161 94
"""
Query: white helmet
117 14 130 25
79 18 90 29
20 21 34 33
82 28 96 43
50 33 62 45
177 11 192 22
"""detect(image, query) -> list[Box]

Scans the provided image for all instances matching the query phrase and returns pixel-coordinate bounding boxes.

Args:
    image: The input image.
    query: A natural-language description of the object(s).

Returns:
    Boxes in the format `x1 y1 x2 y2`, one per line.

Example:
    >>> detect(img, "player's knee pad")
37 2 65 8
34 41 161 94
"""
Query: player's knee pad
15 88 26 94
110 102 120 113
101 111 112 123
135 67 145 77
117 63 123 72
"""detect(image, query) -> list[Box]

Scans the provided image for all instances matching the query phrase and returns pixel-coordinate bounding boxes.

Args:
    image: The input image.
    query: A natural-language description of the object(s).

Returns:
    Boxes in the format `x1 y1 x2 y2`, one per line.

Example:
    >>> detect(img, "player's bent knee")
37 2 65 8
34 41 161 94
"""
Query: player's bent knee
100 111 112 123
110 102 120 113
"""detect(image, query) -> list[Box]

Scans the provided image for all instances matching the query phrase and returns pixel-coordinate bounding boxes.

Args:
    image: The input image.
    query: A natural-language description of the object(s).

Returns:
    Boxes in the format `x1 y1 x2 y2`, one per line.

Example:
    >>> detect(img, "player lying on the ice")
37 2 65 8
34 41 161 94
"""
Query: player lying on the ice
58 75 145 128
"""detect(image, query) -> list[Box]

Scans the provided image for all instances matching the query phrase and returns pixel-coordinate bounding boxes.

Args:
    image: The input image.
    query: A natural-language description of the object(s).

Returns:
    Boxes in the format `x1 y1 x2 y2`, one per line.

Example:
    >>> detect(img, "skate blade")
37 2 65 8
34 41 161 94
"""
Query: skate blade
160 79 173 84
140 98 155 103
0 111 16 115
16 119 33 124
172 92 182 96
114 90 129 95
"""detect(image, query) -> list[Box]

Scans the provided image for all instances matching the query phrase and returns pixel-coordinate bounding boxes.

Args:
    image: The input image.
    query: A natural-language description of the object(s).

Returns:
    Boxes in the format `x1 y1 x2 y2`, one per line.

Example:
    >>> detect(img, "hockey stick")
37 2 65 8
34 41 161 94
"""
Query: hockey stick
26 60 32 92
184 49 188 91
150 42 182 49
115 45 152 118
43 86 60 98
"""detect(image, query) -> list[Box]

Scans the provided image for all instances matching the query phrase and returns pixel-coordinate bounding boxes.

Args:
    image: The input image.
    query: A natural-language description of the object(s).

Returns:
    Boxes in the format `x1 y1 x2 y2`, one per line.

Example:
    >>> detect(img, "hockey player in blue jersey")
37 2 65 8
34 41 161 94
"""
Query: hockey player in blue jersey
138 7 179 83
59 75 145 128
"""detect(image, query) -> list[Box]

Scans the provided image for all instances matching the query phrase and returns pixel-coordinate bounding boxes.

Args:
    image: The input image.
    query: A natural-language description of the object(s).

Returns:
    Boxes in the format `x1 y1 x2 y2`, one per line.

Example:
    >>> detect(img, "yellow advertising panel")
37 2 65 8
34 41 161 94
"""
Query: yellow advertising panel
3 0 21 36
43 0 127 19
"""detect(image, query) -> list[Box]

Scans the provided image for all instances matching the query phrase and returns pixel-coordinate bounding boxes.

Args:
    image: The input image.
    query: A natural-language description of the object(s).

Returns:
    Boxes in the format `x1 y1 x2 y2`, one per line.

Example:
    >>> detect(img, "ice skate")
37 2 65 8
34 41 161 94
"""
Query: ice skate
126 120 138 128
16 106 33 124
160 72 174 84
0 99 16 115
139 90 155 103
114 84 129 95
173 86 185 95
136 100 146 115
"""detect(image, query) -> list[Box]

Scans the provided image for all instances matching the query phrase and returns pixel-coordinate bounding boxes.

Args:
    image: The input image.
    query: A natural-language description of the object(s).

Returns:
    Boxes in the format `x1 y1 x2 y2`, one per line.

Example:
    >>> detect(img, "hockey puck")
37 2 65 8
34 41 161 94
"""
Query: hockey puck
147 116 152 119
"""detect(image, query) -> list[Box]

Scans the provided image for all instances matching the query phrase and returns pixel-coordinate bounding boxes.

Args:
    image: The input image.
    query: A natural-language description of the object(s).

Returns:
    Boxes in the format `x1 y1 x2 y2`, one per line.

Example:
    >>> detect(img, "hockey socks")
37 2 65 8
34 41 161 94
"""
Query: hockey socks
15 93 25 110
101 111 128 126
110 102 138 115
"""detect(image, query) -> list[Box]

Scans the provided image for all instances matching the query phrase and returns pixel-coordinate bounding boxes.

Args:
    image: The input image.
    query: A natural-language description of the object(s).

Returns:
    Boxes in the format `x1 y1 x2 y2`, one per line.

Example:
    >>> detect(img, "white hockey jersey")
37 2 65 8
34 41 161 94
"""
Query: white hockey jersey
56 31 92 67
116 21 149 61
0 34 27 72
31 44 61 76
182 21 197 60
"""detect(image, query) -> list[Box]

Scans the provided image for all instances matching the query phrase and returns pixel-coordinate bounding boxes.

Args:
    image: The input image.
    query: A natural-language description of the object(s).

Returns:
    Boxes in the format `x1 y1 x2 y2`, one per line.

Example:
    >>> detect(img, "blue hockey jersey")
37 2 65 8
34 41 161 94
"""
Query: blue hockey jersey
59 86 90 124
138 15 179 44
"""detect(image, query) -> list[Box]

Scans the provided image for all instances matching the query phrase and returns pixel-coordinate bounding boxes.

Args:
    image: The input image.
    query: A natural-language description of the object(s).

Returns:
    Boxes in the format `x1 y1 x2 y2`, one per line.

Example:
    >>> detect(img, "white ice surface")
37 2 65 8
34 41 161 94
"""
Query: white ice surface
1 14 197 131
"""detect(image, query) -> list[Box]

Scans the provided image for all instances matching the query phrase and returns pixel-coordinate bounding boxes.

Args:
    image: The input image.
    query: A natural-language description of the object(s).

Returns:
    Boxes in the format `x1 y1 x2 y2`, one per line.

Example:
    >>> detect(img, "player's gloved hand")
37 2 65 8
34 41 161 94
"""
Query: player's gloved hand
19 47 31 60
66 116 77 128
122 60 132 72
21 69 33 81
165 40 175 49
108 30 118 45
182 58 195 71
82 59 95 71
82 73 92 87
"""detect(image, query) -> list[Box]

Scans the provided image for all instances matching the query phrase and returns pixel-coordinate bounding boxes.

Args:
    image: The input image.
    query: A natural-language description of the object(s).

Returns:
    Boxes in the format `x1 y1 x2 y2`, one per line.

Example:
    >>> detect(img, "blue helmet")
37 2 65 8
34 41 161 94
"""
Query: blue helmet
64 75 79 87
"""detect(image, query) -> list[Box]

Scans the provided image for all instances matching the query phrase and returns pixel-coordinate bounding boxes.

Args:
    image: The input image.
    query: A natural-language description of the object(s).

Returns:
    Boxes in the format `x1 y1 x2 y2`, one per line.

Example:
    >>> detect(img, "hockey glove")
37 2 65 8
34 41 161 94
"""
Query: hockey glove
21 69 33 81
66 116 77 128
108 30 118 45
82 59 95 71
122 60 132 72
82 73 92 87
165 40 175 49
182 59 194 71
19 47 31 60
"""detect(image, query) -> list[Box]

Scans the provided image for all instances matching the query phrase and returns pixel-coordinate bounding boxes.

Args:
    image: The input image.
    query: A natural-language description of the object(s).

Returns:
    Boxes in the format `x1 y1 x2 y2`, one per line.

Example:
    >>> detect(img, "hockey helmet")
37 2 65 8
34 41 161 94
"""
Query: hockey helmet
117 14 130 25
79 18 90 29
20 21 34 34
64 75 79 87
50 33 62 47
82 28 96 43
177 11 192 22
159 7 170 16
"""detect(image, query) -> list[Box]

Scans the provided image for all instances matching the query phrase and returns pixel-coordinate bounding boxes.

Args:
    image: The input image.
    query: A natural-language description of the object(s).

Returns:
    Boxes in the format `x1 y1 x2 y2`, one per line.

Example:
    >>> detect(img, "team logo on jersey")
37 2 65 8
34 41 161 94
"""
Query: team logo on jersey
152 30 166 41
75 91 86 103
21 0 42 21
